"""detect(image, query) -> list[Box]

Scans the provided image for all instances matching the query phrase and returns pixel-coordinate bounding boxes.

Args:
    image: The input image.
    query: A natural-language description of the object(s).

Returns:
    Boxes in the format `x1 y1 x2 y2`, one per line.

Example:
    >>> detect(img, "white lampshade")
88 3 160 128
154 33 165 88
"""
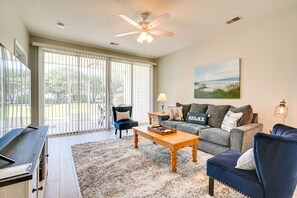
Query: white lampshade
140 31 147 40
137 35 144 43
157 93 167 102
147 34 154 43
137 31 154 44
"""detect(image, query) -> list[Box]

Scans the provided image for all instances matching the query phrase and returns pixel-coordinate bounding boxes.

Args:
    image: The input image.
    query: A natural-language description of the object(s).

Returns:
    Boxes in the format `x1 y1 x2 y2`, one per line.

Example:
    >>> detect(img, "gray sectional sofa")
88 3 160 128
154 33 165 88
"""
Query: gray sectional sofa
159 103 263 155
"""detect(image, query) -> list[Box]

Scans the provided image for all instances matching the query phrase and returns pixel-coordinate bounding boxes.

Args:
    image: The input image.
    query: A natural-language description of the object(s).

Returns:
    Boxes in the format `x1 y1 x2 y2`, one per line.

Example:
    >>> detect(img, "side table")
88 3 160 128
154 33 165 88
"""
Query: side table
148 112 169 125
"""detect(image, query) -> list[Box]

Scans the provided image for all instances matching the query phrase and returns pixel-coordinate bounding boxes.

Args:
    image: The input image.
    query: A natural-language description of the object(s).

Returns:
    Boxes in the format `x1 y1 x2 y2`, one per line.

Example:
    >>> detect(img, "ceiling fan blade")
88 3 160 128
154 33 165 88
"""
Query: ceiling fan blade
115 31 139 37
149 12 171 29
119 14 140 29
150 29 174 37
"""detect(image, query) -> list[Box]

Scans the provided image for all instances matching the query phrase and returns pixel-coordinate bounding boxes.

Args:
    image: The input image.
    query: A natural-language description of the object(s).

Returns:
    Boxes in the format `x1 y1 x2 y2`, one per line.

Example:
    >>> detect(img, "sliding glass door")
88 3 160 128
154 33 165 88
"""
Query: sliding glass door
110 60 132 107
42 49 152 135
133 63 152 123
110 60 152 126
43 51 107 135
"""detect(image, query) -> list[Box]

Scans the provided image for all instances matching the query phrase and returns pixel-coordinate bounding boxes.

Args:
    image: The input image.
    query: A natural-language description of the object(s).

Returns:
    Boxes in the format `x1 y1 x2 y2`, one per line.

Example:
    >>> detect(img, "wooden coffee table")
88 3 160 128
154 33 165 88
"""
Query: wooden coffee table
133 126 199 173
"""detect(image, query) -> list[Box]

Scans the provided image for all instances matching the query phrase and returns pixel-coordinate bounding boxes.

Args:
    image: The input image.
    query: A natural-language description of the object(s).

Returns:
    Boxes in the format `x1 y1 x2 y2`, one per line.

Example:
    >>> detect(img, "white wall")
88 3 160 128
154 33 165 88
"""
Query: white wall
0 1 31 123
0 0 29 55
157 6 297 132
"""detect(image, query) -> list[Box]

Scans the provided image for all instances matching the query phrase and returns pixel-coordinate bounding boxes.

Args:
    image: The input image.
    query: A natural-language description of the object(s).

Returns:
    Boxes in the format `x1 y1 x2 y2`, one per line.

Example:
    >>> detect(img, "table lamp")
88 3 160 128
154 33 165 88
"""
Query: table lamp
157 93 167 113
274 99 289 124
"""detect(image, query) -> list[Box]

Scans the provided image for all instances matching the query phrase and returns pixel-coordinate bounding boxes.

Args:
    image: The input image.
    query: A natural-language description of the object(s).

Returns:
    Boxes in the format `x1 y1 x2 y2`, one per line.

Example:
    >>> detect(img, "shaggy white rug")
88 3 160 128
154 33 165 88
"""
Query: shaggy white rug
71 137 245 198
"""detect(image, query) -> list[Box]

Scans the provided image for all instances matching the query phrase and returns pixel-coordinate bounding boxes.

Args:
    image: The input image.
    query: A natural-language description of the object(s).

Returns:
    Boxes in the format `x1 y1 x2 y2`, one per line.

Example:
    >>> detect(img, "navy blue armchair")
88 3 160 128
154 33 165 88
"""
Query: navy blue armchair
207 124 297 198
112 106 138 138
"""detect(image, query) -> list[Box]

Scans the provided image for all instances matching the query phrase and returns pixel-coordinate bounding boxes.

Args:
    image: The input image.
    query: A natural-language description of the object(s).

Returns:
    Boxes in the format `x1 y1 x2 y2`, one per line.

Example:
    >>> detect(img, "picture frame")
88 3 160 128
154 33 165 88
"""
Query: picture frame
194 59 240 99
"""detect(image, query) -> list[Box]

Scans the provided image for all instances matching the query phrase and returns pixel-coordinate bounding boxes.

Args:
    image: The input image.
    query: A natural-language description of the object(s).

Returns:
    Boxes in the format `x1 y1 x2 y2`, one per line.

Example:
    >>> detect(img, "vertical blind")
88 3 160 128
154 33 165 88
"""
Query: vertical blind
42 48 152 135
44 50 107 135
133 63 152 122
110 60 132 106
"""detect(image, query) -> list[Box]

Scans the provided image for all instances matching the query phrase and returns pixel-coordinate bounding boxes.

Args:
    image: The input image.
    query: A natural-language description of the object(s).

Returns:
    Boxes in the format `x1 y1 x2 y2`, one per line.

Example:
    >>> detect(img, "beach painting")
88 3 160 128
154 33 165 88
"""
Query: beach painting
194 59 240 99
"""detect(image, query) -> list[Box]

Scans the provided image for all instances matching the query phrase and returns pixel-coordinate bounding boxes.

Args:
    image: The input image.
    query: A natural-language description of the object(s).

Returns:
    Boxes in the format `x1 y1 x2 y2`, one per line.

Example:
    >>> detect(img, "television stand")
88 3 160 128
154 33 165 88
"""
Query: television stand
0 154 15 163
0 126 48 198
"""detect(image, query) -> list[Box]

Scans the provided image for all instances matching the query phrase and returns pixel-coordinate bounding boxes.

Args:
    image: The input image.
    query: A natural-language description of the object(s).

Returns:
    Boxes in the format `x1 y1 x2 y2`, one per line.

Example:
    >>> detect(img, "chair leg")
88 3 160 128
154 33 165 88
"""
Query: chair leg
209 177 214 196
126 129 128 135
115 129 117 135
119 130 122 138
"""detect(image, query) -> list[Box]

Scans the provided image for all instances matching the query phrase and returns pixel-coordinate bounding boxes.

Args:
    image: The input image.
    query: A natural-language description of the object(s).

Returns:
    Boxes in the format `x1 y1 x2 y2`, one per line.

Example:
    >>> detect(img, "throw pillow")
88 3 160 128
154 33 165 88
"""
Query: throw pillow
116 111 130 121
168 106 183 121
229 105 253 126
221 110 243 132
206 105 230 128
187 112 209 125
176 102 192 121
235 148 255 170
189 103 209 114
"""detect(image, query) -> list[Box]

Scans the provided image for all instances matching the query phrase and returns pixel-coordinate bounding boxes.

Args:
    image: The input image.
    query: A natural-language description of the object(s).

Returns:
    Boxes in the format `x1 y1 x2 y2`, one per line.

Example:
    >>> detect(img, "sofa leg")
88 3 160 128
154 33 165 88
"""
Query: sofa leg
119 130 122 138
126 129 128 135
209 177 214 196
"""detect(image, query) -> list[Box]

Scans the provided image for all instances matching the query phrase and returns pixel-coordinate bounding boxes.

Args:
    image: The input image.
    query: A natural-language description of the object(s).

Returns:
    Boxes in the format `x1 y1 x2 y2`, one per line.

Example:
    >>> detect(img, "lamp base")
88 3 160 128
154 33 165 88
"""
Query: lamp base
161 103 165 114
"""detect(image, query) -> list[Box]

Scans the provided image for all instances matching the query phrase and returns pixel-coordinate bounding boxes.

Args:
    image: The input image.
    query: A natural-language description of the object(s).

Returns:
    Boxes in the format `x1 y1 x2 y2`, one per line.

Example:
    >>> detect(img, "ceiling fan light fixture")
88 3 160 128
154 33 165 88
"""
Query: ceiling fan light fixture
137 35 144 43
147 34 154 43
116 12 173 44
137 32 154 44
140 31 148 40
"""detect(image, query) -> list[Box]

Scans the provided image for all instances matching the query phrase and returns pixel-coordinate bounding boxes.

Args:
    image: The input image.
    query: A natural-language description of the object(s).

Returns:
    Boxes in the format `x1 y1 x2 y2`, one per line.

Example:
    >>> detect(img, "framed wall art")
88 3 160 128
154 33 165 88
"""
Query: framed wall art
194 59 240 99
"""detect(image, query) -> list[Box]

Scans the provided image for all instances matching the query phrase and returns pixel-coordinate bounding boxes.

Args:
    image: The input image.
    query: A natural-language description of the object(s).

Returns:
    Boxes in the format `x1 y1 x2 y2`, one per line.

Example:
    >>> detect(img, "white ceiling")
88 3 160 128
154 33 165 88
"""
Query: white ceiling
12 0 297 59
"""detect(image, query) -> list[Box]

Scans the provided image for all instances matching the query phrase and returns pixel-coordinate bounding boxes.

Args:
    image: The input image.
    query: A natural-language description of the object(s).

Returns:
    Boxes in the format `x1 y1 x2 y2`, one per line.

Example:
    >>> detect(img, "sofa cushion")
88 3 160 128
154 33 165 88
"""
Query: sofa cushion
198 140 229 155
230 105 253 126
114 119 138 130
161 120 185 128
187 112 209 125
189 103 208 114
206 105 230 128
199 128 230 146
177 123 208 135
176 102 192 121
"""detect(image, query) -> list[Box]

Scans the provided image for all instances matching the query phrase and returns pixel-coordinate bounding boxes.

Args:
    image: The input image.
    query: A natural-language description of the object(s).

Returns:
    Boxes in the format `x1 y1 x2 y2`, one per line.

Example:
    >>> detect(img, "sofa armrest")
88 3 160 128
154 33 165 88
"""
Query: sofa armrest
158 115 170 125
252 113 258 123
230 123 263 152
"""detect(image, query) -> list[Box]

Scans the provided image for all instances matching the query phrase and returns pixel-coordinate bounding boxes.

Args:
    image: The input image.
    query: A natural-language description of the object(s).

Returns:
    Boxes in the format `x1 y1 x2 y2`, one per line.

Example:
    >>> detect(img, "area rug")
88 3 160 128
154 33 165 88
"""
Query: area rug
71 137 246 198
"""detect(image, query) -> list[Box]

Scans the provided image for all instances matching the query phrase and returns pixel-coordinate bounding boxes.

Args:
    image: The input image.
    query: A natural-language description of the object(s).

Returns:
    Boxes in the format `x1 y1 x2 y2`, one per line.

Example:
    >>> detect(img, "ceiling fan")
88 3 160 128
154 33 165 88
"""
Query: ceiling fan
115 12 174 44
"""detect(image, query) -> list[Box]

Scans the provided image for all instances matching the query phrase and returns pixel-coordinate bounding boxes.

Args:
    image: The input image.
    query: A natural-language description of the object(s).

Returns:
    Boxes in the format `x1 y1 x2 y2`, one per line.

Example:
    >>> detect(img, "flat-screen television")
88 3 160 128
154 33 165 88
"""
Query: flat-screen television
0 43 31 162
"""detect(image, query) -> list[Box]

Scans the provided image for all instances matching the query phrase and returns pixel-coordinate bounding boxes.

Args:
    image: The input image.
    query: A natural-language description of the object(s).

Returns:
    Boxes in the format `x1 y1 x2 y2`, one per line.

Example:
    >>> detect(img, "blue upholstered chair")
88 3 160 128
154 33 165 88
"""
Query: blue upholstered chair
207 124 297 198
112 106 138 138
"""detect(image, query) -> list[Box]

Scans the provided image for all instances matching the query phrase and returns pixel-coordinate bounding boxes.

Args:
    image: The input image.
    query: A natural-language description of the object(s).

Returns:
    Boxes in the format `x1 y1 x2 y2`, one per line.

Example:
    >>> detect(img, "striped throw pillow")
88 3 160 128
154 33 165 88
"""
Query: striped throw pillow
221 110 243 132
